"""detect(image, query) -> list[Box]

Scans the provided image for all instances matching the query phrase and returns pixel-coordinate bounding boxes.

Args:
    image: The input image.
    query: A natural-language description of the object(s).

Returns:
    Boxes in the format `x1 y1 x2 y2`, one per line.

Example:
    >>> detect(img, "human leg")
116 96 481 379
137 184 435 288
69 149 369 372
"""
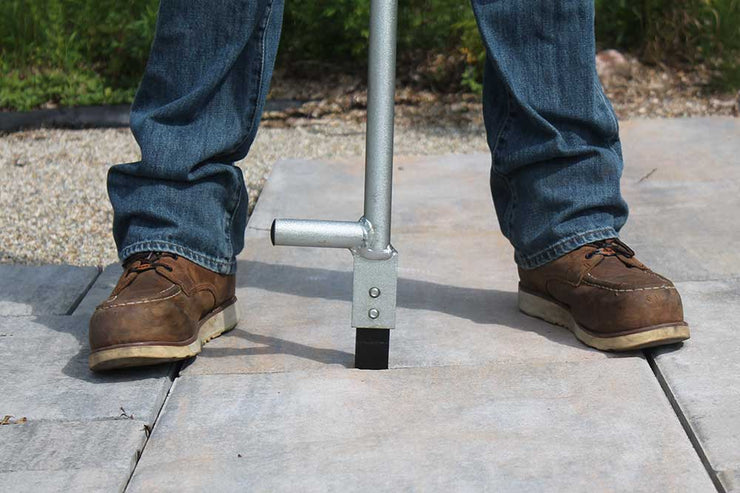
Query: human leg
471 0 688 350
107 0 284 275
471 0 628 269
90 0 284 370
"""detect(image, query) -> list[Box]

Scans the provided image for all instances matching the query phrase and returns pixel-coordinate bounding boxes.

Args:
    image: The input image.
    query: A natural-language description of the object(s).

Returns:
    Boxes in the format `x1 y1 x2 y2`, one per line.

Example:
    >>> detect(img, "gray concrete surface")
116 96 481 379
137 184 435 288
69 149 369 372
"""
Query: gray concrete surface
72 263 123 314
0 420 146 493
653 279 740 490
618 118 740 283
1 118 738 491
129 361 713 492
181 224 611 377
247 155 499 234
0 265 98 316
0 314 173 422
150 120 736 490
0 313 172 490
617 118 740 491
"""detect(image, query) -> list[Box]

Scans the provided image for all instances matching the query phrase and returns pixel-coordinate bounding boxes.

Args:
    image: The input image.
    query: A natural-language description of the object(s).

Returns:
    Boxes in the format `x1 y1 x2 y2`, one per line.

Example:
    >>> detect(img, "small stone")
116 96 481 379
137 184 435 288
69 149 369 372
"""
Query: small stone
596 49 632 79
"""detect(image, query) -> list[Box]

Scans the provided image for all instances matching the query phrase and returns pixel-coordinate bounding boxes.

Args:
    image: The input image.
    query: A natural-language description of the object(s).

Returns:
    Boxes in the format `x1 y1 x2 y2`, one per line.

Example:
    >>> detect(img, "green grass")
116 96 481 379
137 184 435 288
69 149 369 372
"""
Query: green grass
1 0 738 111
1 67 137 110
0 0 157 111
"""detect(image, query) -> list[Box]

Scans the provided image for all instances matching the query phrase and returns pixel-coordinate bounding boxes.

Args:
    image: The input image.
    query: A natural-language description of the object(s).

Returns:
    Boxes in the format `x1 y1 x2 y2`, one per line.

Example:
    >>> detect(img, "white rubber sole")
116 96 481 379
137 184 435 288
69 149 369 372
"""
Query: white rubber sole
518 289 689 351
89 301 240 371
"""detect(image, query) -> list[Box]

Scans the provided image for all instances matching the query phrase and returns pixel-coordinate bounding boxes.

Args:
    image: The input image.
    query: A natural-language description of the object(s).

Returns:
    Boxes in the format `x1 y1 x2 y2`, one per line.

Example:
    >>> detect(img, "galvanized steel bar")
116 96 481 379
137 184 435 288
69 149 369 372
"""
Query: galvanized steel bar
271 219 367 249
363 0 398 253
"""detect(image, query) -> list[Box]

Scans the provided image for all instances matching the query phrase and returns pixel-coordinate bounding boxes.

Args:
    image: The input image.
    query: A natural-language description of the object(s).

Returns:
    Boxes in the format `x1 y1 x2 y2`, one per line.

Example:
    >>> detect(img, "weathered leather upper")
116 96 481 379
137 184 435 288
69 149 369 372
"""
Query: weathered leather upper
89 252 235 350
518 239 684 335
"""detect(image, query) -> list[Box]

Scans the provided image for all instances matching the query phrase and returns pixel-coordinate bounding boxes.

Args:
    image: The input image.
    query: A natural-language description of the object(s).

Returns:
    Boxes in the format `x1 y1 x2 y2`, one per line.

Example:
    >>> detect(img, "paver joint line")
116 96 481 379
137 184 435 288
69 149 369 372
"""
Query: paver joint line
646 351 725 493
66 265 103 315
122 364 182 492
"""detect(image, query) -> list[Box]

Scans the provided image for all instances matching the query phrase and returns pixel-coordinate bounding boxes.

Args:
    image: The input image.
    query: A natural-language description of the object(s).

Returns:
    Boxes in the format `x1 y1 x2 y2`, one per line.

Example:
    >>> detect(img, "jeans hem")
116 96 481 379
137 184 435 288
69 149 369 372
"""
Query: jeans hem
515 227 618 270
118 240 236 275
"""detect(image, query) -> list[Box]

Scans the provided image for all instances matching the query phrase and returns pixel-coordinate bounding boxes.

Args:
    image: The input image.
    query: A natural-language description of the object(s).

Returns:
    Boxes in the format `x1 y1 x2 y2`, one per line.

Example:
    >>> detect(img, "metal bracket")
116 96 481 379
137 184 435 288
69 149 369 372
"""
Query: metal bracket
351 248 398 329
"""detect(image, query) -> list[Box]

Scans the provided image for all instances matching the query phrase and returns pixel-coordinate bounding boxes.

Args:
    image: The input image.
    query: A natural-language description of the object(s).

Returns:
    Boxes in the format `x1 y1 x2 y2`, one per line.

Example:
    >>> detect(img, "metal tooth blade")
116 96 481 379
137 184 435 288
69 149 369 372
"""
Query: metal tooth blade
355 328 390 370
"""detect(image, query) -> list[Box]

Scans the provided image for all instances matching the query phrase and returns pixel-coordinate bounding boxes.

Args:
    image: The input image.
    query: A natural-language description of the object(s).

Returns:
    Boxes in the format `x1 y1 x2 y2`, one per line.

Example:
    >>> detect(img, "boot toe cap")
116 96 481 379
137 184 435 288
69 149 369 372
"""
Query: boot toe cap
89 296 195 351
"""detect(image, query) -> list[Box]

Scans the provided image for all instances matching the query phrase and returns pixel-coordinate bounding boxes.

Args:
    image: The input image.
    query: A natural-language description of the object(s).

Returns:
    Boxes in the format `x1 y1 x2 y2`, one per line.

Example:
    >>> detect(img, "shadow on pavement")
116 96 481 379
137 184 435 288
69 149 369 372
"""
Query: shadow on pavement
186 329 356 368
236 260 638 357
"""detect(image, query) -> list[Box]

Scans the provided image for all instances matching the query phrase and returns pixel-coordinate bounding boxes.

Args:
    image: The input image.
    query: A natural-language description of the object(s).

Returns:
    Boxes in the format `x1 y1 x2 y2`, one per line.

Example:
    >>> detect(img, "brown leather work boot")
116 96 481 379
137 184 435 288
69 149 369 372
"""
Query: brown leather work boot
89 252 238 371
518 238 689 351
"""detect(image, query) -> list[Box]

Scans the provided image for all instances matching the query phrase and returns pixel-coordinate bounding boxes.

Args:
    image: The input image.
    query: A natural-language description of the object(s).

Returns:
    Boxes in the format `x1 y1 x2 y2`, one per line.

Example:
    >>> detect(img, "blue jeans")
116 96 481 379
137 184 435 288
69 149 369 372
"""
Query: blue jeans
108 0 628 274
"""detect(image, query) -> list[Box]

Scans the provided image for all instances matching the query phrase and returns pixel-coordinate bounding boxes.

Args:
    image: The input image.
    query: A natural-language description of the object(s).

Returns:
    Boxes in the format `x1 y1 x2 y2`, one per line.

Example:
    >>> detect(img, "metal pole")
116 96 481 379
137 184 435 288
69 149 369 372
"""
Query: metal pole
271 0 399 369
364 0 398 254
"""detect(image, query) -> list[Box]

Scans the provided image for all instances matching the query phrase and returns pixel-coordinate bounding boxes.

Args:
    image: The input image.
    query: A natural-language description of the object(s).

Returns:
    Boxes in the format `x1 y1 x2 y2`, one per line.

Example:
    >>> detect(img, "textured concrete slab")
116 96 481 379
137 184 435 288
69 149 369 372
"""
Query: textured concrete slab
24 119 729 491
246 158 363 231
0 314 172 422
0 265 99 316
182 228 611 375
0 419 145 493
249 155 498 234
182 131 738 489
651 279 740 491
187 137 740 375
72 262 122 314
620 204 740 282
618 117 740 282
620 117 740 184
129 359 713 492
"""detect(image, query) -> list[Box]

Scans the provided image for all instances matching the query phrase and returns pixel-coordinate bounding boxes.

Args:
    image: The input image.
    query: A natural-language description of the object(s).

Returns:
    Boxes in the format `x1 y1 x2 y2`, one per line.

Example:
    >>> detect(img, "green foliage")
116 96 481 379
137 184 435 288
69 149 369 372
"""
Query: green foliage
1 0 738 111
0 66 136 111
595 0 740 89
279 1 482 76
0 0 158 110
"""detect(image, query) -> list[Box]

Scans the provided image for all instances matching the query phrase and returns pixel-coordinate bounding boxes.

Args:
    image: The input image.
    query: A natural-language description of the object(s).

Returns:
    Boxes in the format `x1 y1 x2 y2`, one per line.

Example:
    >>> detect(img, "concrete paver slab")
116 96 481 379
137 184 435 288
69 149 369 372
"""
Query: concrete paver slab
188 139 740 375
0 265 98 316
0 314 172 422
618 117 740 282
72 263 122 314
248 155 499 234
651 279 740 491
129 359 713 492
184 131 738 489
183 229 610 376
620 204 740 282
620 118 740 184
0 419 145 493
246 159 364 231
9 119 729 491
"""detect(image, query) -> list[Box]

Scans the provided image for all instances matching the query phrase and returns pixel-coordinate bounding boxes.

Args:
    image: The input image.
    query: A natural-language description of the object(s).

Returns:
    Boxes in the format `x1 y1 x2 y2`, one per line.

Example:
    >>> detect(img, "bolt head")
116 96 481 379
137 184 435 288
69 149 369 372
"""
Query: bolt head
369 287 381 298
368 308 380 319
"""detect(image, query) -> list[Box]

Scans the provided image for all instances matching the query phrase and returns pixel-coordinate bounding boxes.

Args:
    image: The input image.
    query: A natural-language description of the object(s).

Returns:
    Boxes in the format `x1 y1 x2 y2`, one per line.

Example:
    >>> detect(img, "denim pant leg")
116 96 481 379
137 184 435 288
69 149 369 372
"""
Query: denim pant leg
107 0 284 274
471 0 629 269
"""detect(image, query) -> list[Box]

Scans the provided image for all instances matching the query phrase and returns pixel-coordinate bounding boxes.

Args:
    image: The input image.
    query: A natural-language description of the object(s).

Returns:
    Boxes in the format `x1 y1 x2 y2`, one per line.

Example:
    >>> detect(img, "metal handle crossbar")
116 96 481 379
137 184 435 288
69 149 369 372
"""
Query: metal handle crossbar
271 0 399 369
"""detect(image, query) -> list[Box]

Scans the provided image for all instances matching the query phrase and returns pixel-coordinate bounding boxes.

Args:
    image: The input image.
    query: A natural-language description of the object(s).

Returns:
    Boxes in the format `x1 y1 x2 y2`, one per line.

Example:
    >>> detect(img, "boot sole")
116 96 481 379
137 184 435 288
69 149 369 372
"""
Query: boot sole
89 300 240 371
518 289 689 351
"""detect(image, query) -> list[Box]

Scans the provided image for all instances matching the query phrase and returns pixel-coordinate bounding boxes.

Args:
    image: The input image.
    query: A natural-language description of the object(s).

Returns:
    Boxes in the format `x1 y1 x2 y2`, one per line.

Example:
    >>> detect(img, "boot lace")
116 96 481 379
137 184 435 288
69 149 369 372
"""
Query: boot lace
584 238 635 259
126 252 178 273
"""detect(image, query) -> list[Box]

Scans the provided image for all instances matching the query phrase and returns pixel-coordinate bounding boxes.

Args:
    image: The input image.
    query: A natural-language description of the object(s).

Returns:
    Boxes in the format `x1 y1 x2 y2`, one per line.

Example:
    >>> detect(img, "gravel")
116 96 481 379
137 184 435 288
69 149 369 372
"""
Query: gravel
2 53 738 267
0 118 489 266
